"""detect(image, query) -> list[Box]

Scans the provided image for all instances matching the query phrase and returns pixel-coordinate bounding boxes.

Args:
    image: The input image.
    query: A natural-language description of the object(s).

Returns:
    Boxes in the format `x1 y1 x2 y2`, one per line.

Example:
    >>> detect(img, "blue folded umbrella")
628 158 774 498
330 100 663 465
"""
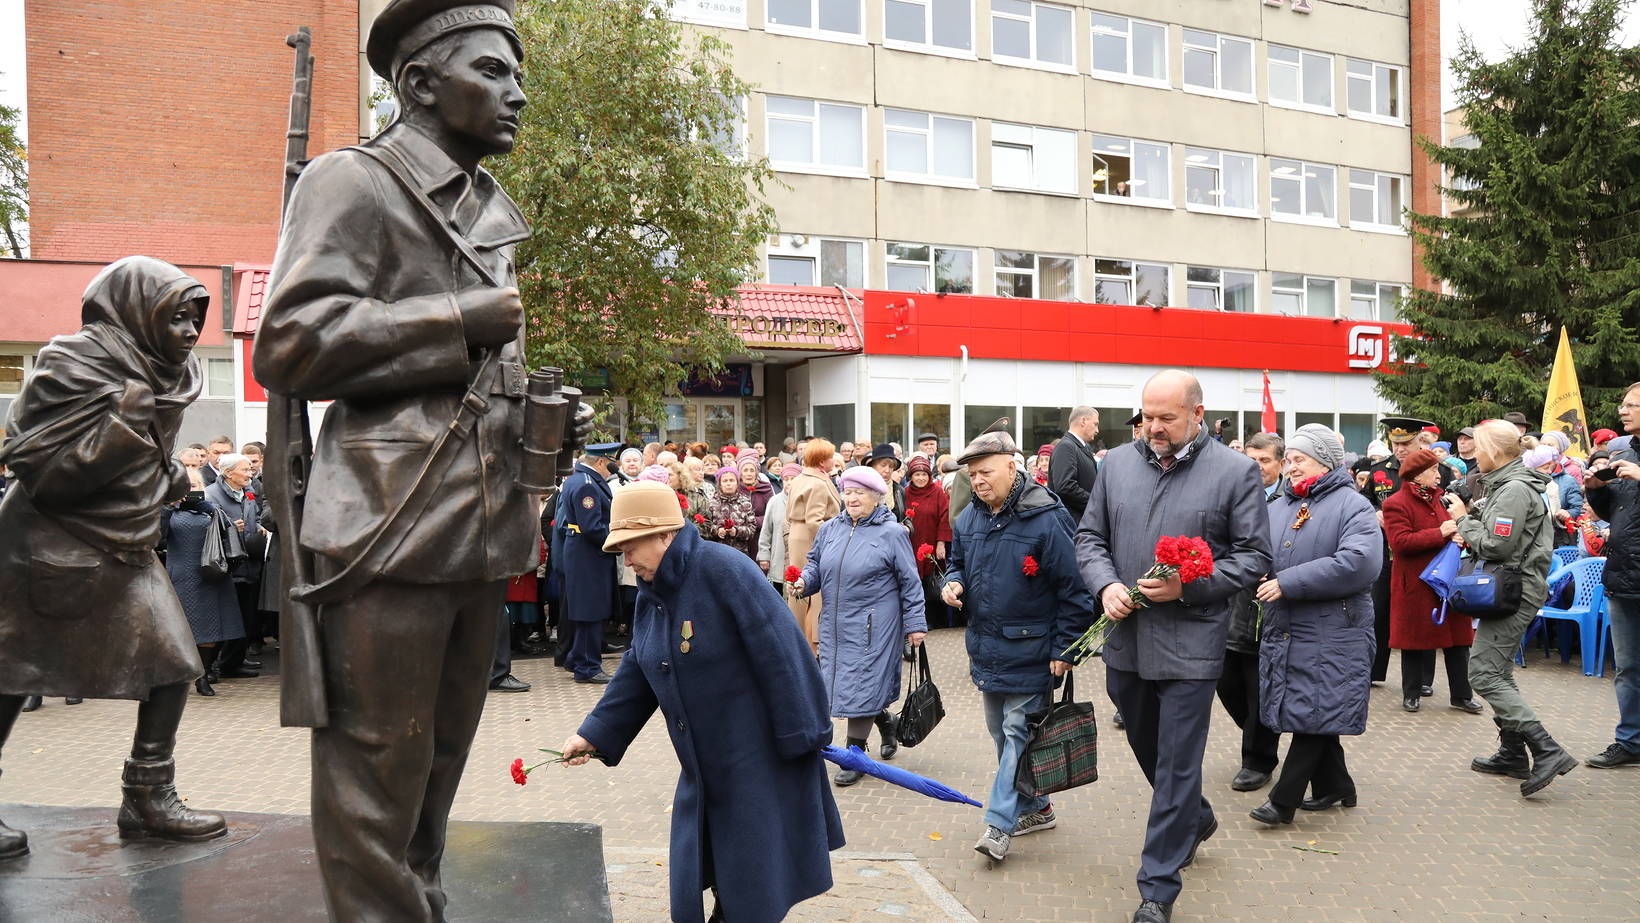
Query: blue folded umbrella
820 746 982 808
1419 541 1463 625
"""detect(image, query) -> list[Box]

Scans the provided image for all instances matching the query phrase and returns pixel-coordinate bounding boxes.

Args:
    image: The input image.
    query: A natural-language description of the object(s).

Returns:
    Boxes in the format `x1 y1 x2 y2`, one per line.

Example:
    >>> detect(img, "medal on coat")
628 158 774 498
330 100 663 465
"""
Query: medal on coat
680 620 693 654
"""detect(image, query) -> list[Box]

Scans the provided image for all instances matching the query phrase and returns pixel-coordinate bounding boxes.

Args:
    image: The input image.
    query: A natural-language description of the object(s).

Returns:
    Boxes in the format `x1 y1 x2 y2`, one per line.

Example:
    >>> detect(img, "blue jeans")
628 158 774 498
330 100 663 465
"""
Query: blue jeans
981 690 1049 832
1606 596 1640 753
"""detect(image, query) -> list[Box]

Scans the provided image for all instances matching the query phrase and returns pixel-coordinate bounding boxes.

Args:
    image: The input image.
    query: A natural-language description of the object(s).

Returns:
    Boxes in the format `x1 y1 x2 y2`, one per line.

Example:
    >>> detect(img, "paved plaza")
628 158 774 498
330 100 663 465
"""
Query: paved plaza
4 628 1636 921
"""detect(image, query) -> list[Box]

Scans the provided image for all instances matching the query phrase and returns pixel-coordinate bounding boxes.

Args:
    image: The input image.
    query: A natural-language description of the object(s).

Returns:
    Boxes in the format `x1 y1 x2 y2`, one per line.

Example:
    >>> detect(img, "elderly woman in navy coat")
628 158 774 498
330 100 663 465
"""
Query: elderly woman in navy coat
1251 424 1382 827
792 465 928 785
562 481 843 922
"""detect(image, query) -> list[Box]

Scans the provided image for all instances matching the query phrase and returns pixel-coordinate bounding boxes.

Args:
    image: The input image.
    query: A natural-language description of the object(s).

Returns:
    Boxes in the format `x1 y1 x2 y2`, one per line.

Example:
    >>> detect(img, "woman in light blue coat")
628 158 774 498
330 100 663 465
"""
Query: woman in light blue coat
794 465 928 785
1252 424 1382 827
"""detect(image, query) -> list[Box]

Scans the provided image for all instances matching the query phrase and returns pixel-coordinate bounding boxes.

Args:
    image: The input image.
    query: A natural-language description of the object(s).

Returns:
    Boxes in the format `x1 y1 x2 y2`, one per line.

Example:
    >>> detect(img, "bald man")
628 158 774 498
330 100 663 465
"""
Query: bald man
1074 370 1272 923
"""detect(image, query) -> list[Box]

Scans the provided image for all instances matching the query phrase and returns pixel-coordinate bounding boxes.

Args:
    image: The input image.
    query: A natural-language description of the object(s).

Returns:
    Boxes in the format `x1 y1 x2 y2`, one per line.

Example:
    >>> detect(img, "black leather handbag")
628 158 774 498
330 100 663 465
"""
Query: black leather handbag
895 646 945 748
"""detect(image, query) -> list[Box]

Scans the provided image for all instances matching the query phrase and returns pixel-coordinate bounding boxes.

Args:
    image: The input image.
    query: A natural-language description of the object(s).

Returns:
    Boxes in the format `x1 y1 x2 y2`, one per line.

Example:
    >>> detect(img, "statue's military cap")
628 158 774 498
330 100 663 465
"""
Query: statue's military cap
367 0 522 80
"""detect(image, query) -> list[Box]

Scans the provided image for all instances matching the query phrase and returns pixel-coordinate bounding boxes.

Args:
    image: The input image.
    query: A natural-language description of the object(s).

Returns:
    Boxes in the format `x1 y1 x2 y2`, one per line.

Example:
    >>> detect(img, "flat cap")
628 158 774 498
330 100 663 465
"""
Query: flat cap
368 0 521 80
957 430 1019 466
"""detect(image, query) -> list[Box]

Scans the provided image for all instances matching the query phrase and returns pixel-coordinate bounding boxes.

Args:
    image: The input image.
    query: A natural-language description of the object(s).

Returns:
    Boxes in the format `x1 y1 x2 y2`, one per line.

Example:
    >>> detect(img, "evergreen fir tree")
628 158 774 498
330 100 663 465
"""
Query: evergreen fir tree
1377 0 1640 434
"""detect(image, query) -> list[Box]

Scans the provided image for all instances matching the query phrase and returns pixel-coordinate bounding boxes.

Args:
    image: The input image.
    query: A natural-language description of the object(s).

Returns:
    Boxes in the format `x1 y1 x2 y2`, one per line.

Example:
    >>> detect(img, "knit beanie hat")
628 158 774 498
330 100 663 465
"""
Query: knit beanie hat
837 465 888 495
638 465 671 484
1288 423 1344 470
780 463 802 478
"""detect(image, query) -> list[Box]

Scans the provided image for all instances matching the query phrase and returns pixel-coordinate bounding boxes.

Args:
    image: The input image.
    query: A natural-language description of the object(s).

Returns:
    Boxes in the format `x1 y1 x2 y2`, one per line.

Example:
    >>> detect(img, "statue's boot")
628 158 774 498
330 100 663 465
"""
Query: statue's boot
0 694 29 859
116 683 226 842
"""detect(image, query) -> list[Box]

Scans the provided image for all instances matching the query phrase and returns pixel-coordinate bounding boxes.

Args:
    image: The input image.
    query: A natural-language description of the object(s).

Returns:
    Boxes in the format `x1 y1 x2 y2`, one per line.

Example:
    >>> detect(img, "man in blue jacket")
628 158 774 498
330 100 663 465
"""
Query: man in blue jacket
1075 370 1272 923
559 443 624 684
941 429 1093 864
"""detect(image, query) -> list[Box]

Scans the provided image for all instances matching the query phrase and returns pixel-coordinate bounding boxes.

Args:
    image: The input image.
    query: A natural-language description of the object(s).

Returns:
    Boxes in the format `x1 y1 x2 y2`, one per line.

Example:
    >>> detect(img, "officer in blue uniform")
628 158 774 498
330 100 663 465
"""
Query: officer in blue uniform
560 443 624 683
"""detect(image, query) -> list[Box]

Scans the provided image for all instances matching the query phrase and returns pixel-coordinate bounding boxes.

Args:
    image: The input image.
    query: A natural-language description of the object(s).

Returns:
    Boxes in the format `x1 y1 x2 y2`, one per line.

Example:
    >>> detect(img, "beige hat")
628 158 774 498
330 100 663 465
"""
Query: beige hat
602 481 685 552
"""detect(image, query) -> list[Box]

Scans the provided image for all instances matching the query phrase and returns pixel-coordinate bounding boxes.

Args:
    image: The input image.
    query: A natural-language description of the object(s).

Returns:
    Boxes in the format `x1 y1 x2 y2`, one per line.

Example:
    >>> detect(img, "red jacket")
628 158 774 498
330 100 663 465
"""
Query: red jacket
903 481 952 579
1383 483 1475 650
506 537 547 603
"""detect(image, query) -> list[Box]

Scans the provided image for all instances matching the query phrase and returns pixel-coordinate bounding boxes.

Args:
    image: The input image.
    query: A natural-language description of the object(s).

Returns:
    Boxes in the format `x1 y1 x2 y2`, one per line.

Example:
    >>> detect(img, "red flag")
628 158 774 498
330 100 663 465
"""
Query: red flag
1261 371 1278 434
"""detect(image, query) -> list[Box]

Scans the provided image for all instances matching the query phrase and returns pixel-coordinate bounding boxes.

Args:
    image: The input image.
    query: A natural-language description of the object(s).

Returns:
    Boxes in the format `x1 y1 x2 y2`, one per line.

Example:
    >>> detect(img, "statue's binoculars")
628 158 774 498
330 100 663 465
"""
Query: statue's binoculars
518 367 582 492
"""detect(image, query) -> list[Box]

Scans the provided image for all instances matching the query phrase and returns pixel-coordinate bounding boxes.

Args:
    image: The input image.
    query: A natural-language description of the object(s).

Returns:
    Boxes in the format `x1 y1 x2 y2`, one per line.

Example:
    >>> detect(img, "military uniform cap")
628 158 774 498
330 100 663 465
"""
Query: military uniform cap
981 417 1011 435
1379 415 1435 444
1125 412 1142 427
368 0 522 80
584 441 625 459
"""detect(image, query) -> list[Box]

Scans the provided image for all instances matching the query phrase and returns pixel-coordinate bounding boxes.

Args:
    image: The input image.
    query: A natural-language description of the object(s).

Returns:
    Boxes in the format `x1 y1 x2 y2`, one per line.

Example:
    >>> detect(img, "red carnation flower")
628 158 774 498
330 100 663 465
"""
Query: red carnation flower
722 518 736 529
1372 471 1391 485
510 758 528 786
1022 555 1039 576
917 542 936 562
693 513 706 525
244 490 256 501
678 493 689 510
784 565 802 583
1155 535 1215 583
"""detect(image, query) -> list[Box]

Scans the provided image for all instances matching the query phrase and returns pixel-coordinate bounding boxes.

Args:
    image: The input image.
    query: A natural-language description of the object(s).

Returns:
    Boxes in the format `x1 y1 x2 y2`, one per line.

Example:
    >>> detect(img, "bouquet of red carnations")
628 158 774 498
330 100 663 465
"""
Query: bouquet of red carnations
917 542 947 583
1061 535 1215 664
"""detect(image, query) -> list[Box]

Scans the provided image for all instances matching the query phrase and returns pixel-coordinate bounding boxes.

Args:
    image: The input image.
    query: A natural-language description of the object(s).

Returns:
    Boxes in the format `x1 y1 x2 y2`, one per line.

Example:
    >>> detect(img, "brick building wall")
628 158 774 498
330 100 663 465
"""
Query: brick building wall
24 0 360 266
1408 0 1442 293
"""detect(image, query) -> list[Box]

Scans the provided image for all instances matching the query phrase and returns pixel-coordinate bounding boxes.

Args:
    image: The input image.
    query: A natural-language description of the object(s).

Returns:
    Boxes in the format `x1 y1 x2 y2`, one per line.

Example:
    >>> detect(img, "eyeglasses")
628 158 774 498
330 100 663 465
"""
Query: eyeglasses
1621 403 1640 412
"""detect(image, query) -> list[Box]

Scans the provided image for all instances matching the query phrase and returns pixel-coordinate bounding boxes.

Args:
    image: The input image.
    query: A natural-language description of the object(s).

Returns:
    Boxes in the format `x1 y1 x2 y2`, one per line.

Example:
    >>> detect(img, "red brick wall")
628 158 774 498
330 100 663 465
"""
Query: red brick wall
24 1 359 266
1408 0 1441 293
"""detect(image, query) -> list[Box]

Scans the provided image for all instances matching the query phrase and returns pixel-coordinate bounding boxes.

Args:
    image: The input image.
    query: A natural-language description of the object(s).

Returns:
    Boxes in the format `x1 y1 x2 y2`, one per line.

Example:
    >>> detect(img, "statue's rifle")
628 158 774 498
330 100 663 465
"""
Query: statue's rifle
265 26 327 728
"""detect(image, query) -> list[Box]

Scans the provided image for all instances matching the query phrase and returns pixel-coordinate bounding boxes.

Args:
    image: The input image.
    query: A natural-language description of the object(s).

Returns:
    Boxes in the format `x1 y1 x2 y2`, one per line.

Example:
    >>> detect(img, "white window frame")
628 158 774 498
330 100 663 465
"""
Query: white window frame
1348 168 1406 233
764 96 867 177
1349 280 1404 323
1267 44 1334 114
767 234 867 288
1091 134 1172 208
1181 29 1255 102
204 357 237 399
885 241 977 294
883 0 975 58
991 123 1078 195
763 0 866 43
989 0 1076 74
884 109 976 187
1093 258 1170 307
1269 158 1337 226
692 94 747 162
1345 58 1405 125
993 250 1077 300
1089 12 1169 89
1272 272 1339 318
1184 266 1256 312
1184 147 1258 217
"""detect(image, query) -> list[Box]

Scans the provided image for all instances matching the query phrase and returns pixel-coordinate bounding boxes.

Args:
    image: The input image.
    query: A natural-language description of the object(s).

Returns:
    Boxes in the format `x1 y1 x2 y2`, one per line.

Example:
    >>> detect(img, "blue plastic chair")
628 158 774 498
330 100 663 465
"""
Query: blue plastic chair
1519 557 1609 677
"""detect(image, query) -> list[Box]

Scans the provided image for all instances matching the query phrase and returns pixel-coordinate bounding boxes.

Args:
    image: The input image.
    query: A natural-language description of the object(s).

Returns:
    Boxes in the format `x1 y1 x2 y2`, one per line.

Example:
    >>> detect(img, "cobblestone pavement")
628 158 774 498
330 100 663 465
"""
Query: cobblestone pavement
4 628 1637 921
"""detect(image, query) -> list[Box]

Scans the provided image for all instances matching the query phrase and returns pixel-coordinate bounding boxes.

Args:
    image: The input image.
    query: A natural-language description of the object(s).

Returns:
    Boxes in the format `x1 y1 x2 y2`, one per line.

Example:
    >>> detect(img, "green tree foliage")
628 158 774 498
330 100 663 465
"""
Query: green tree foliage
1377 0 1640 432
491 0 777 430
0 77 27 259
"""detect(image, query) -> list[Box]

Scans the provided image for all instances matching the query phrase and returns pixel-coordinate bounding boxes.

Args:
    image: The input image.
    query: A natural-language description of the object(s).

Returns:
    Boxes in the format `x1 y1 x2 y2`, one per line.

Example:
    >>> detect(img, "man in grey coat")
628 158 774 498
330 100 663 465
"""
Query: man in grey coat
1075 370 1272 923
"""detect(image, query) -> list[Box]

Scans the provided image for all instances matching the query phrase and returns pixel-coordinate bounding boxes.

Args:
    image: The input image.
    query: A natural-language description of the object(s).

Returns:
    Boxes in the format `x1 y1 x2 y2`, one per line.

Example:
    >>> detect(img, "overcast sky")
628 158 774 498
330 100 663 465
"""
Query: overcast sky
1 1 1638 143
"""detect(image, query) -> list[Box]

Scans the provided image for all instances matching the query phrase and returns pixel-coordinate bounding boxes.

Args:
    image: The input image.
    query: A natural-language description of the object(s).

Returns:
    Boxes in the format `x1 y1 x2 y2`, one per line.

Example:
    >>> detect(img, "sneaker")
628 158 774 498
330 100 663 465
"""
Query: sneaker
1011 806 1056 837
973 825 1010 861
1586 742 1640 769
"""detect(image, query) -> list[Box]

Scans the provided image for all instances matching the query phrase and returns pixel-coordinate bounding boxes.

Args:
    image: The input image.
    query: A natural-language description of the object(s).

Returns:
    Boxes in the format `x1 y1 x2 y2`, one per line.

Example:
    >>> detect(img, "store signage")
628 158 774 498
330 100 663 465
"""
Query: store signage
1264 0 1313 12
1346 325 1401 370
682 363 754 398
722 312 854 349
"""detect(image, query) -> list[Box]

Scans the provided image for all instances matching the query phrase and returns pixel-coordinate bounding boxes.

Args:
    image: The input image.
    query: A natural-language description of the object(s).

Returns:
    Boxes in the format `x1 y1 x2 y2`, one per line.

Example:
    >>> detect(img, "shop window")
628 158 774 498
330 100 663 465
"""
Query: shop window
1270 158 1336 223
1346 58 1403 122
1091 135 1171 205
1184 147 1257 215
1206 411 1239 442
1338 413 1374 454
1182 29 1254 99
766 0 863 40
1348 169 1405 230
1295 412 1333 437
872 402 910 449
765 96 866 174
1090 12 1167 86
1273 272 1337 318
1348 280 1404 323
812 403 854 444
768 235 865 287
205 358 235 399
664 401 701 442
0 355 24 396
991 0 1074 71
911 404 950 456
1095 407 1133 450
885 109 975 184
885 0 973 53
1023 406 1074 452
1185 266 1255 312
886 242 975 293
1268 45 1333 112
995 250 1076 300
991 123 1077 194
743 397 764 447
1094 258 1169 307
964 404 1011 446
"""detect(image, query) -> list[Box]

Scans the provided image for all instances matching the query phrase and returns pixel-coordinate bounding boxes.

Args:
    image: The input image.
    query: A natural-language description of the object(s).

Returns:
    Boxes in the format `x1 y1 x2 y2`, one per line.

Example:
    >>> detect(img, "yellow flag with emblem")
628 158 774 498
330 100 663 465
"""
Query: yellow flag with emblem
1541 326 1591 458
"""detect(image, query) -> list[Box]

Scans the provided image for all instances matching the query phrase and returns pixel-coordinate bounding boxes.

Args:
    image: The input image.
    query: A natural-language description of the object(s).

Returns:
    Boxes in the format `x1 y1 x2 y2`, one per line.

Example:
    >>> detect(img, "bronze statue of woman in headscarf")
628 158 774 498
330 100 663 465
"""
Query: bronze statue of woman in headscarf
0 255 226 860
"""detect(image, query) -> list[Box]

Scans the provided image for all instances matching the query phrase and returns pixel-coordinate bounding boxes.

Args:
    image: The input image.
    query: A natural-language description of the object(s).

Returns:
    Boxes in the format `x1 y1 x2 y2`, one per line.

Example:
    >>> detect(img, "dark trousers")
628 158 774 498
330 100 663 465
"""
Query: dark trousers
1215 649 1280 774
310 578 505 922
490 606 513 685
1371 561 1392 682
1269 733 1354 810
1106 667 1217 905
1401 646 1472 701
215 582 259 672
566 619 605 680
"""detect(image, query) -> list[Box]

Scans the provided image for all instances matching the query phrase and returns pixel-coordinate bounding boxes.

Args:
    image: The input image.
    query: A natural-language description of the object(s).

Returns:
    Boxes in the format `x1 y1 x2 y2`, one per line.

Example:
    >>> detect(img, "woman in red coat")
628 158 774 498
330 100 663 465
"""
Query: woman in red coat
903 456 954 628
1383 448 1482 715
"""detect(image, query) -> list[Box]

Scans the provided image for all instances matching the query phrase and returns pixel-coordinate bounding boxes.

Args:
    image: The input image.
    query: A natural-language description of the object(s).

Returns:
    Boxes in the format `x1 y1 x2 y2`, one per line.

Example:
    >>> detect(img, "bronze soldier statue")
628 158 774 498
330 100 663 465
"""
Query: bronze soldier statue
253 1 585 918
0 256 228 860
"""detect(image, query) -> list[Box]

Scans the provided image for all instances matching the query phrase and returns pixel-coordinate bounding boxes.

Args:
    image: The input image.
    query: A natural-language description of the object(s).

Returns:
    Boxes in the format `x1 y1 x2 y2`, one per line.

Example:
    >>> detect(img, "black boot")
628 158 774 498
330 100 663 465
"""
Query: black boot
1518 722 1577 797
20 696 41 713
834 737 868 786
874 711 899 761
194 647 216 696
0 694 28 860
1471 717 1529 780
116 684 226 842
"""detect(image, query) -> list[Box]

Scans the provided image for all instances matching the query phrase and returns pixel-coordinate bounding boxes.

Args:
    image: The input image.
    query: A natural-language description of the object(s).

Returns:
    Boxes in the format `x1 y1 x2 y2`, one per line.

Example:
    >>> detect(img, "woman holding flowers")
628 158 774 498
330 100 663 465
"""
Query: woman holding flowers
703 467 757 559
792 466 927 784
904 456 953 627
1250 424 1382 827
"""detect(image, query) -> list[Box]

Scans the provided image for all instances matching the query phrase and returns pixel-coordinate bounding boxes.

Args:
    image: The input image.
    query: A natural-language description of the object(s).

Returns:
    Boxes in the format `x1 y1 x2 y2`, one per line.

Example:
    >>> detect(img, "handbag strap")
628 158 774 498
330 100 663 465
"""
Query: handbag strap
1059 669 1075 705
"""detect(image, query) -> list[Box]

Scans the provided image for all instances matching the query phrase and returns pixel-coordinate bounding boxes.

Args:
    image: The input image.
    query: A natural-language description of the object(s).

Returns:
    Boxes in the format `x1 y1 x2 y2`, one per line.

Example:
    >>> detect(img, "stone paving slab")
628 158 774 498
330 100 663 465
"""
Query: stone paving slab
3 629 1636 921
